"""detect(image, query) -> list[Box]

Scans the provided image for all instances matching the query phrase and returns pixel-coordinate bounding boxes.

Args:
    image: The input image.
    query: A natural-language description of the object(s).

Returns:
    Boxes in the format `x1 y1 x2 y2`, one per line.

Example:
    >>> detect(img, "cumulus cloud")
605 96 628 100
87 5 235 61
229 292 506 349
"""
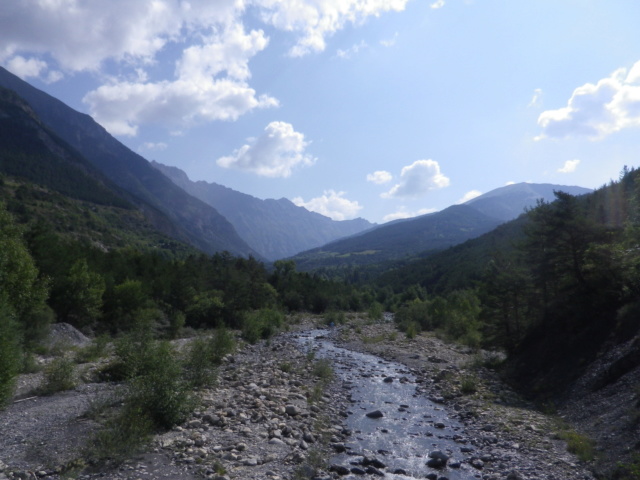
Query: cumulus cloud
382 159 450 199
82 24 277 136
0 0 240 71
255 0 409 57
456 190 482 204
430 0 445 9
537 61 640 140
217 121 315 177
0 0 412 134
366 170 393 184
558 159 580 173
382 207 437 223
293 190 363 221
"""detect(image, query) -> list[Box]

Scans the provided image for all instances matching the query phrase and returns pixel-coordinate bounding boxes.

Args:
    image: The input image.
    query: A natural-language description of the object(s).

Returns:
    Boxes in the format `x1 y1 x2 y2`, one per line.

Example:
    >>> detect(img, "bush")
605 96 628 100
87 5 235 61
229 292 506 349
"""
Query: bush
405 321 419 339
39 357 76 395
242 308 284 343
75 334 110 363
0 302 22 406
367 302 384 321
312 358 333 381
184 335 217 388
126 340 195 429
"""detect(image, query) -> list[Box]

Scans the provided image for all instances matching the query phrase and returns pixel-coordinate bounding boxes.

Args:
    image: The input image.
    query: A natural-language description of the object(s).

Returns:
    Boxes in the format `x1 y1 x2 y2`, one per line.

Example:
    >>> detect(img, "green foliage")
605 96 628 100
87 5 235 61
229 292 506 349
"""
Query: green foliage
0 202 49 323
55 259 105 329
367 301 384 321
183 335 218 388
405 321 419 339
0 301 22 406
39 357 76 395
125 340 195 429
394 299 430 332
75 334 110 364
460 376 478 395
242 308 284 343
324 310 346 326
312 358 333 381
557 429 595 462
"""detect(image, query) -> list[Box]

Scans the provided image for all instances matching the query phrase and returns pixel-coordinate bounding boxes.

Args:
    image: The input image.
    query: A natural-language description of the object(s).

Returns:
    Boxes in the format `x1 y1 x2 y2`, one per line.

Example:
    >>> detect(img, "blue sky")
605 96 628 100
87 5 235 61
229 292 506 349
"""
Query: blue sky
2 0 640 223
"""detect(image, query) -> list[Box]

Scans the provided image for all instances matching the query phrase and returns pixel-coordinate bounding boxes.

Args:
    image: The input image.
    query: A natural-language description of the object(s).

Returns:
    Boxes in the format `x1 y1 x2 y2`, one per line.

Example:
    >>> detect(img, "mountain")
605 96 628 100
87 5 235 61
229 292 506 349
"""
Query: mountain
464 182 592 221
152 161 374 260
0 86 196 255
291 182 592 271
291 204 504 270
0 67 257 258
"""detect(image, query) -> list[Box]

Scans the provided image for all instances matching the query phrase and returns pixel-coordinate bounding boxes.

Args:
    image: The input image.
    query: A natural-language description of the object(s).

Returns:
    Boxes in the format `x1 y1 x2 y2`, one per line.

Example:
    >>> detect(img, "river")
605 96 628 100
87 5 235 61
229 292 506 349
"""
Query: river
296 329 478 479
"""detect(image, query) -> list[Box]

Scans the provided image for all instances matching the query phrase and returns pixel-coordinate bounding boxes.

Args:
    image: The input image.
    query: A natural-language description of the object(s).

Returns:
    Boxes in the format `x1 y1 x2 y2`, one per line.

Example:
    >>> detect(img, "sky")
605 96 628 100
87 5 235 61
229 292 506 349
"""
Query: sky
2 0 640 224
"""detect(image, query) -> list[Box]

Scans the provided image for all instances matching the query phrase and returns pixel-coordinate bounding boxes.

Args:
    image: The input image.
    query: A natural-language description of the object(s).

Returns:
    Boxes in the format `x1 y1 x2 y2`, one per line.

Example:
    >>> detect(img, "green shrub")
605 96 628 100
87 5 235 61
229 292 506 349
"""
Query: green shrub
184 335 217 388
40 357 76 395
460 376 478 395
324 310 346 326
75 334 110 363
210 326 236 363
242 308 284 343
312 358 333 381
0 302 21 406
405 321 419 339
367 302 384 321
558 430 595 462
126 340 195 429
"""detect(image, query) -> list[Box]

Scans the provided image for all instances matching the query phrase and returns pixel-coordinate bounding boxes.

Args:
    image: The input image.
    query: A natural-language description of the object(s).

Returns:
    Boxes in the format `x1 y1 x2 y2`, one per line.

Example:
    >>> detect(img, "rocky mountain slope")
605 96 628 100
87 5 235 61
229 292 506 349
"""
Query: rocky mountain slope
0 67 256 258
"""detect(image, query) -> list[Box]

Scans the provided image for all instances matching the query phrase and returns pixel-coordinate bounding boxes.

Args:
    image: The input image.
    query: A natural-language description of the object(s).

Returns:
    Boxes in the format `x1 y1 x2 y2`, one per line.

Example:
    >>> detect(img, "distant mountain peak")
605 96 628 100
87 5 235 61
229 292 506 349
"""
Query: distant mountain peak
152 161 374 260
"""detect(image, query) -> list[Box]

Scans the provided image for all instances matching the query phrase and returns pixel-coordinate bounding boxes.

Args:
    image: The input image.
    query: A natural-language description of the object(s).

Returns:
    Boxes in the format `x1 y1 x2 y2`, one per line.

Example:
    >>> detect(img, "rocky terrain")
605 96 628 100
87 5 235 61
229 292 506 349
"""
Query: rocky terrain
0 317 614 480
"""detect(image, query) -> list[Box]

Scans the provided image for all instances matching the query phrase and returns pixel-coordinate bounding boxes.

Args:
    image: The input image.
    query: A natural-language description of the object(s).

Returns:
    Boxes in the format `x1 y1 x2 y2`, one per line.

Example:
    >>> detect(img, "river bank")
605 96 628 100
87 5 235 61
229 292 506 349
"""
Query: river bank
0 316 598 480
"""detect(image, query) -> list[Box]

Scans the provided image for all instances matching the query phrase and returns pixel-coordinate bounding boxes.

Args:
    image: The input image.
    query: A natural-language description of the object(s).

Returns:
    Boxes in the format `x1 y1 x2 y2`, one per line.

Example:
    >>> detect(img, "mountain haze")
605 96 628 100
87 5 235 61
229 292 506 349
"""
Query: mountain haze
152 161 373 260
0 67 257 258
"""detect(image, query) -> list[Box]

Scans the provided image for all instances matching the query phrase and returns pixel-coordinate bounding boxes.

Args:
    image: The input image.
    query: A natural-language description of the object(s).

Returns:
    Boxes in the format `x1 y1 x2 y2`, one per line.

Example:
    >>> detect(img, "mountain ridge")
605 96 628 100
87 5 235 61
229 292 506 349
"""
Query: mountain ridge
0 67 258 258
152 161 374 260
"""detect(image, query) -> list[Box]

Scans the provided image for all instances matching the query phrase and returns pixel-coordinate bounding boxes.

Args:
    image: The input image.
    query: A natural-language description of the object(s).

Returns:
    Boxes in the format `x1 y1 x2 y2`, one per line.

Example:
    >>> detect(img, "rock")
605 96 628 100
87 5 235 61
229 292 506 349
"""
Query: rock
366 409 384 419
329 464 351 475
285 405 301 416
362 457 386 469
365 466 385 476
383 376 394 383
426 450 449 469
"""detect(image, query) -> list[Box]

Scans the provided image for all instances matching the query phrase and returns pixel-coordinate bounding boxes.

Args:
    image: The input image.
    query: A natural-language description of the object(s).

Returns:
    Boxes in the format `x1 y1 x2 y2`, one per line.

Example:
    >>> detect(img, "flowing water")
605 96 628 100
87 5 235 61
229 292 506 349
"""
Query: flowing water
296 329 478 479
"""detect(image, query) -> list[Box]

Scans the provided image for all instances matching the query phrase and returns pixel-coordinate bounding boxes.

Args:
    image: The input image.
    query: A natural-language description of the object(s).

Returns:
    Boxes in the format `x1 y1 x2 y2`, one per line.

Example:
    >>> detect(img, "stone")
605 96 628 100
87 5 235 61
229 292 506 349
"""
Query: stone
366 409 384 419
329 464 351 475
285 405 301 416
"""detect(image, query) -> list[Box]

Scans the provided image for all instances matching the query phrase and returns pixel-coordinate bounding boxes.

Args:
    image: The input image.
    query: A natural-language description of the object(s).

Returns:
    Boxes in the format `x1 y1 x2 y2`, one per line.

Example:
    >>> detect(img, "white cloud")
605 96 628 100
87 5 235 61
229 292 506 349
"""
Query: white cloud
506 181 516 185
139 142 168 152
336 40 368 59
366 170 393 184
382 159 450 199
382 207 437 223
528 88 542 107
293 190 363 220
0 0 241 71
558 159 580 173
456 190 482 204
380 33 399 47
537 61 640 140
430 0 445 9
255 0 410 57
82 24 277 136
217 121 315 177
